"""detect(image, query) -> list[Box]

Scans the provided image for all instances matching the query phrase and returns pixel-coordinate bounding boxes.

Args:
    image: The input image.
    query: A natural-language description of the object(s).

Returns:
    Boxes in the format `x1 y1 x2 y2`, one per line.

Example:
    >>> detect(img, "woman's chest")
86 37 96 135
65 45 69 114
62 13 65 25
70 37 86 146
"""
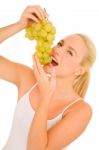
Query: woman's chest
18 83 68 120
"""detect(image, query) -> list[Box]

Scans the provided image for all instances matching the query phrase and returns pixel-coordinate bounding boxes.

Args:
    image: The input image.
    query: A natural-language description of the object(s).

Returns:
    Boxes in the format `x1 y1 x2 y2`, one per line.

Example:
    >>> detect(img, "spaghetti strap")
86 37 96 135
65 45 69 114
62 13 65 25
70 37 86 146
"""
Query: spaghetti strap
62 97 82 114
28 82 38 94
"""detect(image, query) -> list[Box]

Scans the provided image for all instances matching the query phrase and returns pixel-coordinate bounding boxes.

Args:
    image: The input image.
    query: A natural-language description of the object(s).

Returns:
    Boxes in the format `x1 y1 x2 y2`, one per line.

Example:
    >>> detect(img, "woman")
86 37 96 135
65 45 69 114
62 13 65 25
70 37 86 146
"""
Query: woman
0 5 96 150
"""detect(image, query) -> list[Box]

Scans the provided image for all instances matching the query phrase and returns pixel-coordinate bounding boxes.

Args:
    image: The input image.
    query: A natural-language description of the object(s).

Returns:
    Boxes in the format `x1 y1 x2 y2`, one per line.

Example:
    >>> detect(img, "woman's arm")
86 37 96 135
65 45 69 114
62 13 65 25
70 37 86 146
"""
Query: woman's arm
0 5 48 43
27 99 49 150
27 99 92 150
27 55 56 150
0 22 25 43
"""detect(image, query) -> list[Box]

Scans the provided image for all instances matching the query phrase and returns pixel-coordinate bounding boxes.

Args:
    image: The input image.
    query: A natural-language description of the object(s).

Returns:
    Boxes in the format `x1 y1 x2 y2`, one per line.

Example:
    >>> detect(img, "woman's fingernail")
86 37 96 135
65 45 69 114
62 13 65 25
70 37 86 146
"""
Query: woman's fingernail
44 8 46 12
34 55 37 59
44 8 49 18
32 55 34 60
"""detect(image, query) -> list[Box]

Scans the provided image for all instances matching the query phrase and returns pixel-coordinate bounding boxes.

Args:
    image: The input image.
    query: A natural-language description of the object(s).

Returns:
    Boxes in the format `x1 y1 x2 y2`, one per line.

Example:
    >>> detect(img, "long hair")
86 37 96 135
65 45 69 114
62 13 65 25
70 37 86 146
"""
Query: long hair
73 34 96 98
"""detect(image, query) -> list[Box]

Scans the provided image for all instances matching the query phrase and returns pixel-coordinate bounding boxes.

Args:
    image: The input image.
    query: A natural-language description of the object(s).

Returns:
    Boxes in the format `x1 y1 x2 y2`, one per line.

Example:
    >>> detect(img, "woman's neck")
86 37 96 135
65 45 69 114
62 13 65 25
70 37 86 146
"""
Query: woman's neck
50 75 79 103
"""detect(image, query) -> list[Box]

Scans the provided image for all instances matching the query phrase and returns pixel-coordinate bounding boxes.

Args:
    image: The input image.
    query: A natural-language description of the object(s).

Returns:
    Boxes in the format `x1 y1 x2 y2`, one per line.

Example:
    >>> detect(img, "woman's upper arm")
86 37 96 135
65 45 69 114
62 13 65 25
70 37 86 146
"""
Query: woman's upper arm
46 102 92 150
0 55 34 88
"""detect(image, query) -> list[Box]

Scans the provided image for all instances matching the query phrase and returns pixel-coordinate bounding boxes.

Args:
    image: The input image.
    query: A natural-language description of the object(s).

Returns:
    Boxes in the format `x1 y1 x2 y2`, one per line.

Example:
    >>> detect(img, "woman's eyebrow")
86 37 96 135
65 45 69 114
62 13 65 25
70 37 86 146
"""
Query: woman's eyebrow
68 46 78 56
60 39 78 56
60 40 64 45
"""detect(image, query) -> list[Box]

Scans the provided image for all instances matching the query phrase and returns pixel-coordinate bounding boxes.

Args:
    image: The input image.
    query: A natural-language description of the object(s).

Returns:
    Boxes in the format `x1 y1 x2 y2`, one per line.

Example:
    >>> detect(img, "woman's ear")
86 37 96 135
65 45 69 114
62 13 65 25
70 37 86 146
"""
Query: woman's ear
75 66 85 76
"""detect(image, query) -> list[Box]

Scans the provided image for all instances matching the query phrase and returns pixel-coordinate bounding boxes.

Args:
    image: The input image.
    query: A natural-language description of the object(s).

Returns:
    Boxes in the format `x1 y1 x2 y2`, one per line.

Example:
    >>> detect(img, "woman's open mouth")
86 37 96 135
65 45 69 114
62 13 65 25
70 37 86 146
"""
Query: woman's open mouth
44 56 59 68
51 56 59 66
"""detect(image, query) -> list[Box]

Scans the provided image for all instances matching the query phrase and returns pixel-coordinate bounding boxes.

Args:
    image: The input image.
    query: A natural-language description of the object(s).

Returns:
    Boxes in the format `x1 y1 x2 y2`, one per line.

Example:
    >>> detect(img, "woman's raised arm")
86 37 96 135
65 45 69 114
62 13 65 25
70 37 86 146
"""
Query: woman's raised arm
0 5 48 43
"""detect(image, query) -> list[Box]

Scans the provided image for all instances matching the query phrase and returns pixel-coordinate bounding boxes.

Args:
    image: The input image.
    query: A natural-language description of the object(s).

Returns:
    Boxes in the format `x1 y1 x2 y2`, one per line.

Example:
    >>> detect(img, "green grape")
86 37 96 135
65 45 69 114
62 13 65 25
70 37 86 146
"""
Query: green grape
25 19 56 65
38 29 47 38
47 34 55 42
41 19 48 25
36 47 45 53
35 24 42 31
45 48 52 54
25 33 34 40
44 23 52 32
51 27 56 34
39 57 44 64
32 30 37 37
36 39 44 48
42 53 52 64
36 51 43 58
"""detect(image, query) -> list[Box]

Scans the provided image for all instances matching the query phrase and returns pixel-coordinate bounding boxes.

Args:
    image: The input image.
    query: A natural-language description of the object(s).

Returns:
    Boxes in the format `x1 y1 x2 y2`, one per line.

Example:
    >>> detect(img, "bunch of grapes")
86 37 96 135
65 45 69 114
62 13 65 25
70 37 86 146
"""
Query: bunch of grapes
25 19 56 65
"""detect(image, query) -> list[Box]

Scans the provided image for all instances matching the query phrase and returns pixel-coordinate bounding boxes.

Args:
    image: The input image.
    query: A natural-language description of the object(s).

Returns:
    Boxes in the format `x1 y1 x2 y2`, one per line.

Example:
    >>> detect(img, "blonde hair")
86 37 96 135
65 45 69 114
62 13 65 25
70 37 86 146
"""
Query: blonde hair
73 34 96 98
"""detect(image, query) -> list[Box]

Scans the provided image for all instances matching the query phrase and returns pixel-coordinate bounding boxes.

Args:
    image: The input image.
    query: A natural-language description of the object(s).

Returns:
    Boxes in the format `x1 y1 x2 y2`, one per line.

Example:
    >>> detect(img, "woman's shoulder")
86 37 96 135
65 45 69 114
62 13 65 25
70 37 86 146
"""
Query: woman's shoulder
17 63 36 86
63 100 93 121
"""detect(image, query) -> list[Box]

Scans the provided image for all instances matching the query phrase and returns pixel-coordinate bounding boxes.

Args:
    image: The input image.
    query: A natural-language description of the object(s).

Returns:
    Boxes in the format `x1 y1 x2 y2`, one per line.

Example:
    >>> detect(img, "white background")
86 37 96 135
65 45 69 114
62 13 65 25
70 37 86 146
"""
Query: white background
0 0 99 149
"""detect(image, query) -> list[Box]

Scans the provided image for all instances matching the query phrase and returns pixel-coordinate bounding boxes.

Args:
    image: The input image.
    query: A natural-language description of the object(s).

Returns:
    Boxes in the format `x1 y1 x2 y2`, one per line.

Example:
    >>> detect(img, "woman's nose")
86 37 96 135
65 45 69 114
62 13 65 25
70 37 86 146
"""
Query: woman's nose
51 46 58 56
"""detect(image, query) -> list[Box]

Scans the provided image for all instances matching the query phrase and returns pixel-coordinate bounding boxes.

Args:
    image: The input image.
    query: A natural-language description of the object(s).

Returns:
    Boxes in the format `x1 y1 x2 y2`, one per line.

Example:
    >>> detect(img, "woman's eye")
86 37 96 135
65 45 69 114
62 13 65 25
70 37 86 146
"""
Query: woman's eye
67 50 73 56
57 42 62 47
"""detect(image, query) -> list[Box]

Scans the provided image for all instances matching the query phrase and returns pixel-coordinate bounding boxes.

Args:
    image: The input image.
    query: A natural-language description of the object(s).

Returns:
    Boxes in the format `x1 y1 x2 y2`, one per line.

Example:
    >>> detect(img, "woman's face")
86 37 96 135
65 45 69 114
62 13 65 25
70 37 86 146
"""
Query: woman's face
43 34 88 78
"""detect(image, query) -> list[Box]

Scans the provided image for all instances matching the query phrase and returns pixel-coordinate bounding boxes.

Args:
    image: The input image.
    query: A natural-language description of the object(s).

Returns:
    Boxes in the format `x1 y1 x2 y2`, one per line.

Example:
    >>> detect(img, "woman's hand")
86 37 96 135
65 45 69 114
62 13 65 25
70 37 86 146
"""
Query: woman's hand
32 54 56 102
18 5 48 28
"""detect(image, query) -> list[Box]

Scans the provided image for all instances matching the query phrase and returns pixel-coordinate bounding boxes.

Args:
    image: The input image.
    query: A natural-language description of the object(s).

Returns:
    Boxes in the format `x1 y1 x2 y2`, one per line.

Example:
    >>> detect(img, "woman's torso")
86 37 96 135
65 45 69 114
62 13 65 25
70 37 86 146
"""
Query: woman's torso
2 74 83 150
18 79 81 120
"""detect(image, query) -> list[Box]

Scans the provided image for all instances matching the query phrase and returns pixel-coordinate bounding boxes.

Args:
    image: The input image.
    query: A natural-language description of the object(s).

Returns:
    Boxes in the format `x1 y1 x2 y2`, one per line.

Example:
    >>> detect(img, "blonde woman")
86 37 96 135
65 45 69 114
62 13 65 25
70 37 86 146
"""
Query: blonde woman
0 5 96 150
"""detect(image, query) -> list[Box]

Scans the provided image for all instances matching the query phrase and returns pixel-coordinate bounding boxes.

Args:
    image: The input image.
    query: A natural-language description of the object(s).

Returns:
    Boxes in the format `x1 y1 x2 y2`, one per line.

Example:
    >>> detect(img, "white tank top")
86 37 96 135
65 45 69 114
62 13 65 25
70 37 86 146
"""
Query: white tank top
2 83 82 150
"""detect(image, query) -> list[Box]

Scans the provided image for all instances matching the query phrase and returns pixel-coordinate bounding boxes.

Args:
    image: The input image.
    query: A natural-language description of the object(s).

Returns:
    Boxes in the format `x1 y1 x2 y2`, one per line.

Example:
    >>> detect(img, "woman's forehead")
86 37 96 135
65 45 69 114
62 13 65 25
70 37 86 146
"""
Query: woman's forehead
63 35 88 57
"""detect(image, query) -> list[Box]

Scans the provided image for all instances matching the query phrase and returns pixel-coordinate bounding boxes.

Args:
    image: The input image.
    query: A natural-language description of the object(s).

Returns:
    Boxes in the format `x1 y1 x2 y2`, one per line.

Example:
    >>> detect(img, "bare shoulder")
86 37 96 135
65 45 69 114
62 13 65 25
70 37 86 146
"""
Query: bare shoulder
0 55 36 88
76 100 92 117
0 55 37 100
18 63 35 82
63 100 93 124
81 101 93 121
82 101 93 115
46 100 93 149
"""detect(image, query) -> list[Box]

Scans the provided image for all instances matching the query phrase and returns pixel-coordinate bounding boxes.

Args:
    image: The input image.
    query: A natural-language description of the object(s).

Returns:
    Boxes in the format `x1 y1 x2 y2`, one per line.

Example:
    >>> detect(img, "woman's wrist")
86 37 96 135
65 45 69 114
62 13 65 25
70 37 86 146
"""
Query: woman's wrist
40 95 52 105
16 21 27 30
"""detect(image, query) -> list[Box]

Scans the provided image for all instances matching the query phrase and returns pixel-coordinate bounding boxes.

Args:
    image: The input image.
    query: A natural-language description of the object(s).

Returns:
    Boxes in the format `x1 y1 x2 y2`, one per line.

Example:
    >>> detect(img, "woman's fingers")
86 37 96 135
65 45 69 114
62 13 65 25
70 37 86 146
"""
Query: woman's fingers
33 55 46 77
44 8 49 18
32 54 56 99
34 5 48 18
35 6 46 19
25 13 39 23
26 7 43 20
19 5 49 28
32 56 40 79
33 55 40 75
26 5 48 20
50 68 56 89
